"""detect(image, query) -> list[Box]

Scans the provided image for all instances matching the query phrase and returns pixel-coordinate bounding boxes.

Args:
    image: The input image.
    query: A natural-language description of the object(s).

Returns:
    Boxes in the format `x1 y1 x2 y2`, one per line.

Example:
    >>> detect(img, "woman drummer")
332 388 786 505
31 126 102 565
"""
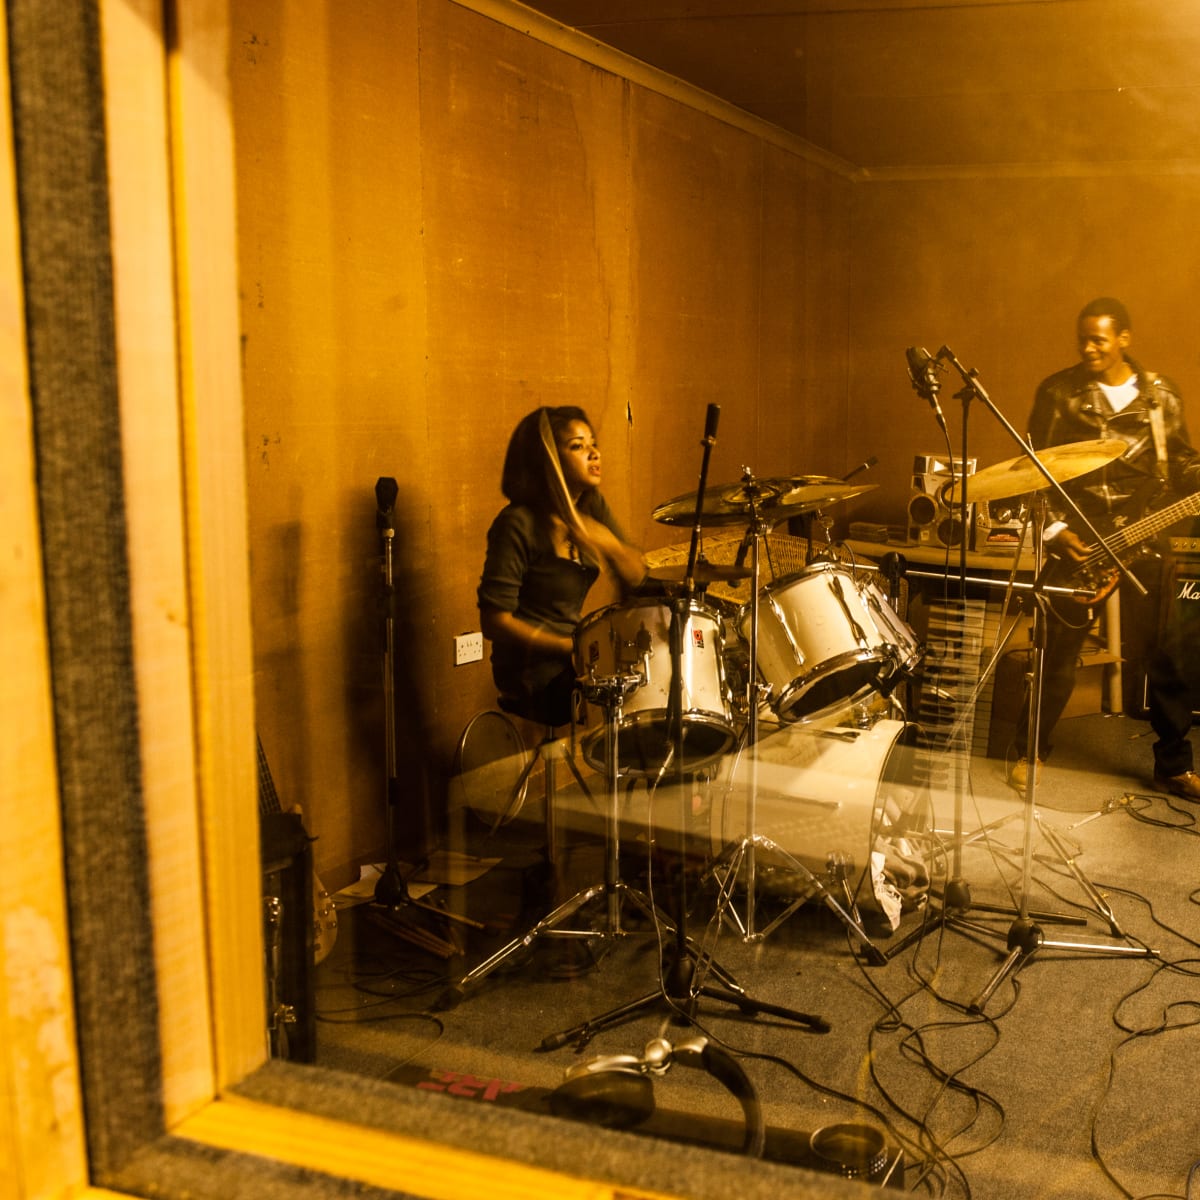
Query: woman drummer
477 406 646 727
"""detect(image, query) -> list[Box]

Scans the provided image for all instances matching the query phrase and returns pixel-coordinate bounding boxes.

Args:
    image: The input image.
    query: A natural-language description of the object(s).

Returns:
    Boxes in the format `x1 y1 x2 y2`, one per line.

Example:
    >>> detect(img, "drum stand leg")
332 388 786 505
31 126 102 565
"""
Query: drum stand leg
434 677 667 1011
705 711 885 962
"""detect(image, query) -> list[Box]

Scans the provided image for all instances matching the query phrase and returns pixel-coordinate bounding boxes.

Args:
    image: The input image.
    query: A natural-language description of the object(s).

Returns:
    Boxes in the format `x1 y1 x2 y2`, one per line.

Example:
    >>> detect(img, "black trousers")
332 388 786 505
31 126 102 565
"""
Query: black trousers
1015 571 1194 777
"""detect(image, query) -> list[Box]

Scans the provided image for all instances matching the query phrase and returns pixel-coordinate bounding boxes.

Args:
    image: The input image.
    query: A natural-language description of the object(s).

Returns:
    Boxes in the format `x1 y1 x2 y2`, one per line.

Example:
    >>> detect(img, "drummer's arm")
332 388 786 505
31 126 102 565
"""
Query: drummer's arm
480 606 575 657
580 515 647 591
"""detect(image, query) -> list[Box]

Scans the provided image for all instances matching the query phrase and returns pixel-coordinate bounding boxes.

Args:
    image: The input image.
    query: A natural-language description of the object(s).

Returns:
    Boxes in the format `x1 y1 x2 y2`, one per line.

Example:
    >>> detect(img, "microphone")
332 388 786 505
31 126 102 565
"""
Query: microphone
375 476 398 534
375 476 398 511
905 345 939 389
905 346 947 429
703 402 720 443
879 550 906 608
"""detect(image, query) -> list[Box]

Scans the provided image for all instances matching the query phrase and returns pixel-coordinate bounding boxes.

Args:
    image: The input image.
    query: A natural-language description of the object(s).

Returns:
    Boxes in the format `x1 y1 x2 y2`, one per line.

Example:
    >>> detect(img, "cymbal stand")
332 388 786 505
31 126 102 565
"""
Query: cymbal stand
705 475 887 960
435 672 665 1009
540 407 832 1050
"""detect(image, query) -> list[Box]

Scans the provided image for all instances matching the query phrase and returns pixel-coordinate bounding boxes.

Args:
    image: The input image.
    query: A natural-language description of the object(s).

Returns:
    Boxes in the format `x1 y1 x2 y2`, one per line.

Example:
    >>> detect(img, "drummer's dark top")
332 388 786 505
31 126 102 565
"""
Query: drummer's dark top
478 490 624 723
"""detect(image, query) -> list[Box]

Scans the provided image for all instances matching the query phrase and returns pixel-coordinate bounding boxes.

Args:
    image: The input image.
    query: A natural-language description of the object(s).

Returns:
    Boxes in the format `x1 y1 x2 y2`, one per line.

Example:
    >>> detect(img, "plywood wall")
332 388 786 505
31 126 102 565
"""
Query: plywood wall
232 0 853 884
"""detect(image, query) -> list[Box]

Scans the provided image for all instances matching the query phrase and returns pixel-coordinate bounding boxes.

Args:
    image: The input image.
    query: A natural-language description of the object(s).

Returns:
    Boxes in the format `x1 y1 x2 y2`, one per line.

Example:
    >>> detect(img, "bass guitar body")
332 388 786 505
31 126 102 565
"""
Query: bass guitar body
1048 490 1200 616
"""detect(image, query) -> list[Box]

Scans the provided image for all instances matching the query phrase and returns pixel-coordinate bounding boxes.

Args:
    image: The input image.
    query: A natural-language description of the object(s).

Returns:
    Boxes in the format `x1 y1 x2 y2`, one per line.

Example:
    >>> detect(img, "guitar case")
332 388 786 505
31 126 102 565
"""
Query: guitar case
259 770 318 1063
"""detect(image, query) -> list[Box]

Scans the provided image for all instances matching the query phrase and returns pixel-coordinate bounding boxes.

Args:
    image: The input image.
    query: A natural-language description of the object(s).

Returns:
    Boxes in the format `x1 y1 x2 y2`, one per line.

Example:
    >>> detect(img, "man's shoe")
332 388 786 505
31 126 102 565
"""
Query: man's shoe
1153 770 1200 801
1009 757 1043 789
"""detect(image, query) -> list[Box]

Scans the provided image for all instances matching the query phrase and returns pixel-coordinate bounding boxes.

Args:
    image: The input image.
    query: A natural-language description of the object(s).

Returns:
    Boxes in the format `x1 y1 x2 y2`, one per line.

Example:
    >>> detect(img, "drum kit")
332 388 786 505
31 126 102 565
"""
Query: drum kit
570 435 1150 952
576 471 913 777
573 465 920 951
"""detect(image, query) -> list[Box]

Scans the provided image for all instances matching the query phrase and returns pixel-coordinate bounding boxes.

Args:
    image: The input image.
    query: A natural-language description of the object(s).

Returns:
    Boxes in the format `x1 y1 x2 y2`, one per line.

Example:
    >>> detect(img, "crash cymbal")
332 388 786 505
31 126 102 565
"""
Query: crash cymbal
645 562 753 584
652 475 878 526
948 438 1126 504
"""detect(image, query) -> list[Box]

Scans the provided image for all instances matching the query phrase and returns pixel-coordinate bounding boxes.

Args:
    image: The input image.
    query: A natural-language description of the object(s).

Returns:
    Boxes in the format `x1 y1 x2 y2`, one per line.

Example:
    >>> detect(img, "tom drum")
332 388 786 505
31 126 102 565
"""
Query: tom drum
576 598 735 776
742 562 895 723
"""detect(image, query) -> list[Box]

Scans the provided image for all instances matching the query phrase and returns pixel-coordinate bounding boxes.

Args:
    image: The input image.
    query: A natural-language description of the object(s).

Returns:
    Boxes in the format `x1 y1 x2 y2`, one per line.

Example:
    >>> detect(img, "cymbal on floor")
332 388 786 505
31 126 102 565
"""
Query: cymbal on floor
948 438 1126 503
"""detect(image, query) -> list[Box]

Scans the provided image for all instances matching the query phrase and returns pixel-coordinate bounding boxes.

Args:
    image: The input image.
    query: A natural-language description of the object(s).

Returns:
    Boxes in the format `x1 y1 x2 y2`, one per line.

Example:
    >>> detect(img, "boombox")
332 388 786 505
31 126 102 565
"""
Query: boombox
907 454 975 548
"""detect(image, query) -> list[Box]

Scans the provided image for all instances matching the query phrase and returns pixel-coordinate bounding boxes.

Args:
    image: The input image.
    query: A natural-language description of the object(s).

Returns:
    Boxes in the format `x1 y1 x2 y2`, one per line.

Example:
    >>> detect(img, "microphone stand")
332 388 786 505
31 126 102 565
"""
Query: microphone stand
371 477 412 909
904 352 975 916
908 351 1152 1001
937 352 1152 1009
539 406 831 1052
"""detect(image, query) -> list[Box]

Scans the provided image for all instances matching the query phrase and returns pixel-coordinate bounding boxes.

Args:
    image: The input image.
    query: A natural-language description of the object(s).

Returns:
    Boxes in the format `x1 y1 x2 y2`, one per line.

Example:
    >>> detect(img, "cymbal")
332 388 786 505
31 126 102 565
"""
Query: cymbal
652 475 878 526
948 438 1127 504
645 562 753 584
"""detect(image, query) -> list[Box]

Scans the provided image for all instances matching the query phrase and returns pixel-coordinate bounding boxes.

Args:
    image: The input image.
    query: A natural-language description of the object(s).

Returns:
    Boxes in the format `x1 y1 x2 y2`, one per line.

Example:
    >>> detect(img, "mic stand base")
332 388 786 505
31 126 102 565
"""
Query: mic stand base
373 862 412 908
968 915 1152 1014
538 976 830 1054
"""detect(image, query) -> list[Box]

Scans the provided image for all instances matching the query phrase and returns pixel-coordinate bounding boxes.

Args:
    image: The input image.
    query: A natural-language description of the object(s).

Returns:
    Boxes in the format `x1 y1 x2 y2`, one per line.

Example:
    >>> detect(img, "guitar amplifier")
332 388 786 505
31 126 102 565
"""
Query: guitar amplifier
1125 548 1200 719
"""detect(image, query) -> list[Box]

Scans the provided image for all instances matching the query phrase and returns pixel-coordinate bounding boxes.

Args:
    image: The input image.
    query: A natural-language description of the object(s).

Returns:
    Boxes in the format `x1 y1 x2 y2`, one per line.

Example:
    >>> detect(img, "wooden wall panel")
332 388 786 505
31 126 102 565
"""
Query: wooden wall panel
232 0 852 882
420 2 637 642
234 0 432 873
760 150 853 486
626 89 764 550
845 174 1200 536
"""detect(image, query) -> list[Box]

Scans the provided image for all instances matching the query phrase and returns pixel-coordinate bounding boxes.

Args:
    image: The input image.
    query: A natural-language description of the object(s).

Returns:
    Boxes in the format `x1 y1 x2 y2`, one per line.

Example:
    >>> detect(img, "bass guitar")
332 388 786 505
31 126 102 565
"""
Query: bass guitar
1050 490 1200 608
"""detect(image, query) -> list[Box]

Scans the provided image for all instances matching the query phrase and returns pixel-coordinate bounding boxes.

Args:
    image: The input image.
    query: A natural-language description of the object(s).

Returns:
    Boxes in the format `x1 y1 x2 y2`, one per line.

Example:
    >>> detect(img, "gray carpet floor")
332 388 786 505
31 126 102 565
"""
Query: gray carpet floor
312 711 1200 1200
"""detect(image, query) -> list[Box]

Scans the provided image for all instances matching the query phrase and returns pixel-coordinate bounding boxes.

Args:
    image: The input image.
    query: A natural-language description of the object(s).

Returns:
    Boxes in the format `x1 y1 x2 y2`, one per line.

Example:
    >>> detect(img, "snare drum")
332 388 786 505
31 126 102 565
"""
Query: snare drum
576 599 735 776
741 562 892 723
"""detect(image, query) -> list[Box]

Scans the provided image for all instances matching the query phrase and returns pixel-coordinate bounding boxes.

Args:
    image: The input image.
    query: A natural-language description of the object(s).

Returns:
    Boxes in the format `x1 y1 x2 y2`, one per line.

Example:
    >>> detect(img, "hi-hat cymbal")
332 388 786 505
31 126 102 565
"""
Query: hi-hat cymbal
948 438 1126 504
652 475 878 526
645 562 753 585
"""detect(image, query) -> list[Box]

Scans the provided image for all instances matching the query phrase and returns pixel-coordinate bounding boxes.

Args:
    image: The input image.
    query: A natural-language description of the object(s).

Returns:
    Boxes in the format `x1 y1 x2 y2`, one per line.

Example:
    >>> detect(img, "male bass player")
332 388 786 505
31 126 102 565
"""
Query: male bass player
1010 297 1200 799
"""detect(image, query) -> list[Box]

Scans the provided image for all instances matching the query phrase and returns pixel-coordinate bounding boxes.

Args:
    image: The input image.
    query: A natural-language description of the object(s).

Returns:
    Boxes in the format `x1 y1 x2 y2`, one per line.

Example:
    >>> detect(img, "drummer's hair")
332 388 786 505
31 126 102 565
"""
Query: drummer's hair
1078 296 1131 333
501 406 600 563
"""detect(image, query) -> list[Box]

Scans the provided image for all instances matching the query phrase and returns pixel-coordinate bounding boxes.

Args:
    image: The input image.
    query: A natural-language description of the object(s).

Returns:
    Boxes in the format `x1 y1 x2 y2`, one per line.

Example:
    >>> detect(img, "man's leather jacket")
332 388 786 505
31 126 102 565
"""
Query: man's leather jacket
1028 355 1200 535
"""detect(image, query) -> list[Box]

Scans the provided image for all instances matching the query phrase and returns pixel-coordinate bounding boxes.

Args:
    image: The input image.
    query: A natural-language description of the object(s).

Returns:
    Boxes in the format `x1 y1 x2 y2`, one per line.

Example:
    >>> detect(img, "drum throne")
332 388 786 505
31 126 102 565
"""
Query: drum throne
435 680 662 1010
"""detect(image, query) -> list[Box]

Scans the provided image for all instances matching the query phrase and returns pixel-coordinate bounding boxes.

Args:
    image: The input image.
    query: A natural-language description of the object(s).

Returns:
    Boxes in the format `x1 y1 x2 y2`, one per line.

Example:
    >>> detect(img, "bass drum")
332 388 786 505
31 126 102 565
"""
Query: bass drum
576 598 735 776
710 717 927 924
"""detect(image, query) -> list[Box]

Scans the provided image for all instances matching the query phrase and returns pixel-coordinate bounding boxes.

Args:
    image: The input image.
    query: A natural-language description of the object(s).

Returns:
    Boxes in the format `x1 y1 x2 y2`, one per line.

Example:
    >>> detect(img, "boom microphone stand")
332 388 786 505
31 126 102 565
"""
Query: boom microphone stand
966 494 1152 1012
540 405 830 1051
907 350 1153 1004
904 347 976 916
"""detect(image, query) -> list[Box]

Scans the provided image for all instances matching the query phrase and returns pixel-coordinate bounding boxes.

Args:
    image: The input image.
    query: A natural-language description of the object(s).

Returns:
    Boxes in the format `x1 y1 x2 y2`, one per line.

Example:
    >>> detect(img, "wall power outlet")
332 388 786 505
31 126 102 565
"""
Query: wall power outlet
454 631 484 666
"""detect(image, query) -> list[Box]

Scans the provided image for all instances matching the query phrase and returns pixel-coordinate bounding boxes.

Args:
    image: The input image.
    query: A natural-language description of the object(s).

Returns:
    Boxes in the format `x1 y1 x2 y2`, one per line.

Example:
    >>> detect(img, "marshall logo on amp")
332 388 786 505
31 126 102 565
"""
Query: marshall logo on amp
1131 549 1200 720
